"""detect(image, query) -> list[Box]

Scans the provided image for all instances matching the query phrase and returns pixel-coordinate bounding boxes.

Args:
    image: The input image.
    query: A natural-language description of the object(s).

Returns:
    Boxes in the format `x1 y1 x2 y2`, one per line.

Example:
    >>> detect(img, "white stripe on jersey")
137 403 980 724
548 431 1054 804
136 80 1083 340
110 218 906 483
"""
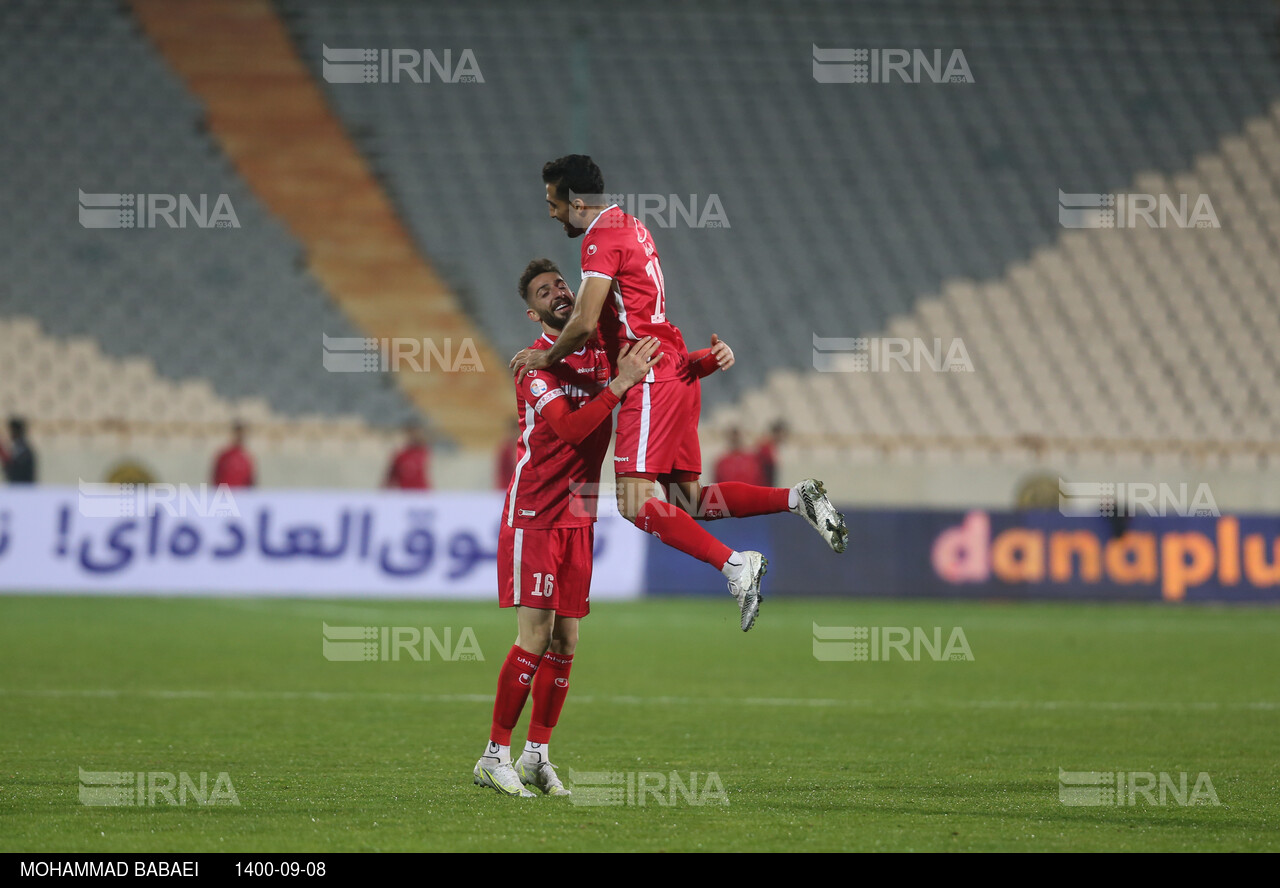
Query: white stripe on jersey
611 279 639 342
512 528 524 605
506 402 535 527
637 380 652 473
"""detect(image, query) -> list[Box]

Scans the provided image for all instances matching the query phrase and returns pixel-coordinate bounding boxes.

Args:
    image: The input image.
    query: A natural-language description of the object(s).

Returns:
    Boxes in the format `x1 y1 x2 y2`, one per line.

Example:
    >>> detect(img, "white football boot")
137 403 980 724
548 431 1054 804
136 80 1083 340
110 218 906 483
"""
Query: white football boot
474 757 535 798
519 759 572 797
727 550 767 632
792 479 848 553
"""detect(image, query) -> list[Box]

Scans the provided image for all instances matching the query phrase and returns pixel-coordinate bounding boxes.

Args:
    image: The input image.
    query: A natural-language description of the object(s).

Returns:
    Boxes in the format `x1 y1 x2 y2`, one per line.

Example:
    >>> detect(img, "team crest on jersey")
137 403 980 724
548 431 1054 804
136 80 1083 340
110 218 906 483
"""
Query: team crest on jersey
529 378 548 397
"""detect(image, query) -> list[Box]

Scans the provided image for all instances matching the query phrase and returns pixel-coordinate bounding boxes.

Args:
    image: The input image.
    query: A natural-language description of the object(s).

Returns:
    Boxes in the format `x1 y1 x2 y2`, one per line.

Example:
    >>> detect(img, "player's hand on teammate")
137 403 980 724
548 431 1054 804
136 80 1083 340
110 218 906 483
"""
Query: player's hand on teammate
510 347 552 380
709 333 734 371
614 336 663 392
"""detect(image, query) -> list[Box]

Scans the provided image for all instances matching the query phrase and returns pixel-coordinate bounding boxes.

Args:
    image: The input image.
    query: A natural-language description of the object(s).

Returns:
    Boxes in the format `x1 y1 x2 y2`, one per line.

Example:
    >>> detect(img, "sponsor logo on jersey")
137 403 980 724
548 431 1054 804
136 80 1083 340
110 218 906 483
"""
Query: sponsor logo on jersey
519 509 536 517
529 378 548 397
587 244 598 255
614 456 630 462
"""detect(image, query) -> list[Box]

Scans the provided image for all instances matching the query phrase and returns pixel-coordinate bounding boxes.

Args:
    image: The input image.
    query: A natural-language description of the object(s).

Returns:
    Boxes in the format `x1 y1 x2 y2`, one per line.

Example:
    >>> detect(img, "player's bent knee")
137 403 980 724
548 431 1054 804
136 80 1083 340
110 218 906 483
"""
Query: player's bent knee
550 618 579 655
549 637 577 656
616 477 658 523
516 607 554 655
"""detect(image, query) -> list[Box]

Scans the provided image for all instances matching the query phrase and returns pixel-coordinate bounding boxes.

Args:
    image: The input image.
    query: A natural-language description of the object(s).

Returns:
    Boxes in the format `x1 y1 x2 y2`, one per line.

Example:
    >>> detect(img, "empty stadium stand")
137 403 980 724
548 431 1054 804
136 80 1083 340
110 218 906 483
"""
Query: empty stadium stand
0 0 418 433
279 0 1280 431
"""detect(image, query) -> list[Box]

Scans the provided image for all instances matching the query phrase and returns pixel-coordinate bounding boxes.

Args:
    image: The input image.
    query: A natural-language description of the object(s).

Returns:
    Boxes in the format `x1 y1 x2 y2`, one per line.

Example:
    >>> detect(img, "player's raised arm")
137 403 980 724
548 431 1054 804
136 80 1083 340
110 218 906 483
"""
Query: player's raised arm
536 337 662 446
688 333 735 378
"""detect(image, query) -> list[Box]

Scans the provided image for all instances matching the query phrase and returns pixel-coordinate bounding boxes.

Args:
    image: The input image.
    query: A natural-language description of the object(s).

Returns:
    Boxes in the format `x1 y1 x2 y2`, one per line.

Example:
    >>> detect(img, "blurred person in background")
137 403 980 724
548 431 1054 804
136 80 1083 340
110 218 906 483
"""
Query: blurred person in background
494 417 518 490
211 420 255 488
755 420 788 488
713 427 765 486
385 420 431 490
1 417 36 484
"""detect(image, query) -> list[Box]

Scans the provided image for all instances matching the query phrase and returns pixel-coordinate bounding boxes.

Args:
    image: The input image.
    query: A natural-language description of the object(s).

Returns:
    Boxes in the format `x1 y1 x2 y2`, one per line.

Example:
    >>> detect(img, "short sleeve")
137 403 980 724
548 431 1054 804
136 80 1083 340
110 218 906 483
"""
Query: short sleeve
581 226 625 280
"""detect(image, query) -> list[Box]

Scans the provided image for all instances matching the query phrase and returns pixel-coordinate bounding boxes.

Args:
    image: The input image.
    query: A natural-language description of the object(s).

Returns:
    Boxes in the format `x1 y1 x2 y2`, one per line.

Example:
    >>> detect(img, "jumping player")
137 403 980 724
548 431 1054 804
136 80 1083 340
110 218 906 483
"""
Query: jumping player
511 155 848 633
475 259 664 798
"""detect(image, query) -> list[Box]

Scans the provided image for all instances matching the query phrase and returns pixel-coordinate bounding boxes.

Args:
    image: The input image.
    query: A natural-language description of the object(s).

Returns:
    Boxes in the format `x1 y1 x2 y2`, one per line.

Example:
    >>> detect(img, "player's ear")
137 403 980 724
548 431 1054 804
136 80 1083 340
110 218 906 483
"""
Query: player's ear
526 307 539 323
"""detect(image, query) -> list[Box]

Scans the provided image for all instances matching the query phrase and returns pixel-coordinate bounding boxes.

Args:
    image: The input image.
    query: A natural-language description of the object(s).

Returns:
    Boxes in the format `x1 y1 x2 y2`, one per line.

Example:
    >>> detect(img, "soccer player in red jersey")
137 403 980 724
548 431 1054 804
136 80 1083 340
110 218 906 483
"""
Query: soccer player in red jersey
383 421 430 490
511 156 848 633
211 421 254 488
475 258 664 798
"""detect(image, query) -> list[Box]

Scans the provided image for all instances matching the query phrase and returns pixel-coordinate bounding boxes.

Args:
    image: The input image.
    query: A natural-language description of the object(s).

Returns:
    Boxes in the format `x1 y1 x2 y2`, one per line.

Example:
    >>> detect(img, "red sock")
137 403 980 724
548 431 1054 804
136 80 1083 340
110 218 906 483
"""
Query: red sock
698 482 790 519
636 497 734 570
528 651 574 744
489 644 541 746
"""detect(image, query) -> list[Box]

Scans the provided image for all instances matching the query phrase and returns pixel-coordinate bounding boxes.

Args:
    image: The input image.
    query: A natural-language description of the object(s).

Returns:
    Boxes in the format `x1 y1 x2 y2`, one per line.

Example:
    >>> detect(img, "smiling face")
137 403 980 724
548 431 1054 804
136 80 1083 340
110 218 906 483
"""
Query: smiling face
524 270 575 331
545 182 590 238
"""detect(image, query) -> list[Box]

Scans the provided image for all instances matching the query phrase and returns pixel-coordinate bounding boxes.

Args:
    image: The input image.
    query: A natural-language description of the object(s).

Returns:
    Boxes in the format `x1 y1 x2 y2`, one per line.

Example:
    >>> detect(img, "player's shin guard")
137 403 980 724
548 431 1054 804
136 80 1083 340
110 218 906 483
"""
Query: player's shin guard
697 482 790 519
490 645 542 746
636 497 734 570
527 651 573 744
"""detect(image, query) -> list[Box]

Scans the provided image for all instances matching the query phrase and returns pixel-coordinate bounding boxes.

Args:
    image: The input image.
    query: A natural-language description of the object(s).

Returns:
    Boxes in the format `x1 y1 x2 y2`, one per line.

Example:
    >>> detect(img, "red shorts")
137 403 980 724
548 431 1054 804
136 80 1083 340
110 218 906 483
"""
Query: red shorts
613 376 702 476
498 523 593 618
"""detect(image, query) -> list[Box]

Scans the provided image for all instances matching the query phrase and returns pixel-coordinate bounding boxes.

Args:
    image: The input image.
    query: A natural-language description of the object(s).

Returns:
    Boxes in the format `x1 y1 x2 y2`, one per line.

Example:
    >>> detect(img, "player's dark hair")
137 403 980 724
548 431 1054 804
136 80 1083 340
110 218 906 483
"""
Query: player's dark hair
8 417 26 439
518 258 562 301
542 155 604 203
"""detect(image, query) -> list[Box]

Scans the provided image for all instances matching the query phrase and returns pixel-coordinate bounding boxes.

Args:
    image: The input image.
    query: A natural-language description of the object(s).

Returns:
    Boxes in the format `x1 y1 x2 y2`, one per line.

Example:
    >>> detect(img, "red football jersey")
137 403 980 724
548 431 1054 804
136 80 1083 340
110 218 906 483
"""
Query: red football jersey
503 333 613 528
386 445 430 490
580 204 690 381
212 445 254 488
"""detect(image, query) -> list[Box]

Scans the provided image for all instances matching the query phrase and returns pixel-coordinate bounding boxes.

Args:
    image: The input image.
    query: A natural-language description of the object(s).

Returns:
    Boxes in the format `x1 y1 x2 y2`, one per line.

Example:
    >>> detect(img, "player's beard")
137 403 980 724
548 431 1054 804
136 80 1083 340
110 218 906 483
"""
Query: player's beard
539 307 569 330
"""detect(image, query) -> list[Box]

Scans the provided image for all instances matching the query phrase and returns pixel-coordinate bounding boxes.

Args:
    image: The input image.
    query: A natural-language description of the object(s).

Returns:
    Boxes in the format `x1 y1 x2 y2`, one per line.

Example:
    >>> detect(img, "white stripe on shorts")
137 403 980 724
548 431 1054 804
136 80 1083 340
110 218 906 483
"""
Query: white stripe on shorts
637 381 651 473
512 528 524 606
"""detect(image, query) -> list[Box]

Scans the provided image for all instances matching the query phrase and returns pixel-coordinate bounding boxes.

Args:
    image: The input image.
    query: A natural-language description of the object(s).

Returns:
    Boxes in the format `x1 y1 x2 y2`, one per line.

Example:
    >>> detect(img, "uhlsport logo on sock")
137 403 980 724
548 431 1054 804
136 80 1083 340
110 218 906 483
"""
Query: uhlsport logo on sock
566 769 728 807
78 190 239 229
1058 190 1219 228
812 46 973 84
812 623 973 661
1058 768 1219 807
321 623 484 662
321 45 483 84
78 768 240 807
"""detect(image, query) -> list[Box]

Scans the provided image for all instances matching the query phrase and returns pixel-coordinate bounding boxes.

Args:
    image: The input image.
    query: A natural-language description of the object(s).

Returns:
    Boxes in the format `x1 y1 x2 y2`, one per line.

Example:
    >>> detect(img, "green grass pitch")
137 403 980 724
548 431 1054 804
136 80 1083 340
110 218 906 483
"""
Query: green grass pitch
1 595 1278 852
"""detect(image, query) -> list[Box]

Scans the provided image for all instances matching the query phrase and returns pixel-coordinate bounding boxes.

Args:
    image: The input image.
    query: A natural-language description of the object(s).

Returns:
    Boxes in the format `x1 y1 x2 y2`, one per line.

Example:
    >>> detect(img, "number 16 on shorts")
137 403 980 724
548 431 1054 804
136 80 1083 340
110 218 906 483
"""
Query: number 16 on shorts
498 524 594 618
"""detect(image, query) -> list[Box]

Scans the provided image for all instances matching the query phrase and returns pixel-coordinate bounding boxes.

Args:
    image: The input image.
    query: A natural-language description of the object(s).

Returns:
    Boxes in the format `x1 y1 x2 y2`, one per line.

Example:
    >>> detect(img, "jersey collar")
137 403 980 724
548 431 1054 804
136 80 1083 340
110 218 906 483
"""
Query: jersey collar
583 204 621 237
540 332 587 356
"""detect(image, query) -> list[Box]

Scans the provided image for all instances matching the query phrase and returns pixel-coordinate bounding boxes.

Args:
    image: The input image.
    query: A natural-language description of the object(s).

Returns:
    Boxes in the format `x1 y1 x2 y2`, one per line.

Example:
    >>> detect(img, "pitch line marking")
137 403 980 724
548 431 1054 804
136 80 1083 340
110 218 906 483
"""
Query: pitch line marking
0 688 1277 711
